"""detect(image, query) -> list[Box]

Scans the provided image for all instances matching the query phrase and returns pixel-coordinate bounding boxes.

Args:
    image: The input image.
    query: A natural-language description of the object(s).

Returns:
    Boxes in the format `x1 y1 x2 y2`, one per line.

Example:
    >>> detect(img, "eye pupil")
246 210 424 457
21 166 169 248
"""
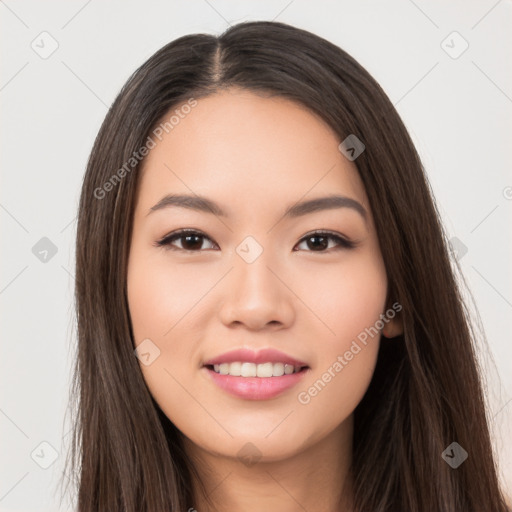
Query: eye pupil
182 234 203 250
307 235 328 251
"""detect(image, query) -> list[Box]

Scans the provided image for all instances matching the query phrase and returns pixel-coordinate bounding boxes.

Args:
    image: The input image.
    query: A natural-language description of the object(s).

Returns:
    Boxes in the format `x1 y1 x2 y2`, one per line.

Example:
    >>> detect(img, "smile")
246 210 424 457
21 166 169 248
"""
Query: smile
202 347 310 400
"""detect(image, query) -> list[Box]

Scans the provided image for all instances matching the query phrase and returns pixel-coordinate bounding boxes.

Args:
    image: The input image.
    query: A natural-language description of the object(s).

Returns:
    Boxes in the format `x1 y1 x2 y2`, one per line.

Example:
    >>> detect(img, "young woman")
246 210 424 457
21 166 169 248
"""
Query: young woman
66 20 510 512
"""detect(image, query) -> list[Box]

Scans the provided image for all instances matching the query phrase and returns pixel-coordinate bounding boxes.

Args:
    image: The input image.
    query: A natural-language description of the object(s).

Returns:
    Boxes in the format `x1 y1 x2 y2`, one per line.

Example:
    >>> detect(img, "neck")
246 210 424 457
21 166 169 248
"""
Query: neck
183 416 354 512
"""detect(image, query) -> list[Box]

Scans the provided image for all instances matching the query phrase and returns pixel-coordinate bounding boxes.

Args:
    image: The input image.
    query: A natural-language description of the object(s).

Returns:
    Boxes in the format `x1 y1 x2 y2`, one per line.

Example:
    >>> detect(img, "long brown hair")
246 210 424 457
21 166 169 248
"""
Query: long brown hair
65 20 510 511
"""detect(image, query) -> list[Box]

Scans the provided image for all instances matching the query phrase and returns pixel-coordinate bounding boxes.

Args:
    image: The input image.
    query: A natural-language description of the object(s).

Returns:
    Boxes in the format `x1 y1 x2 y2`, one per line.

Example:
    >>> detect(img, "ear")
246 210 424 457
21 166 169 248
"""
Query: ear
381 297 404 339
382 316 403 338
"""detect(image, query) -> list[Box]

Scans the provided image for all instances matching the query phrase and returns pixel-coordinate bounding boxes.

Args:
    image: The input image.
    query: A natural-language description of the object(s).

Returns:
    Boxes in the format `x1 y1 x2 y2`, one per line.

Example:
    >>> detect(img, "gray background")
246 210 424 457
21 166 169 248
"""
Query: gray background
1 0 511 510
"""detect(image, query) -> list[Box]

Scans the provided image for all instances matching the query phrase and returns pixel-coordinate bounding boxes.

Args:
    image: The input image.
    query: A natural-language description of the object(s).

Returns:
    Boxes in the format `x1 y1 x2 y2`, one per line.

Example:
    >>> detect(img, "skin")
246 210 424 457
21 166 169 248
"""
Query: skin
127 87 403 512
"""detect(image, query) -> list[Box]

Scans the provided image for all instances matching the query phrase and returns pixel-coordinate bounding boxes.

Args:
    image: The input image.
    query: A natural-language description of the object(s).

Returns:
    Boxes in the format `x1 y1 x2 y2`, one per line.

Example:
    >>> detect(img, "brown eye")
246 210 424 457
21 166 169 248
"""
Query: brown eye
156 230 217 252
294 231 356 252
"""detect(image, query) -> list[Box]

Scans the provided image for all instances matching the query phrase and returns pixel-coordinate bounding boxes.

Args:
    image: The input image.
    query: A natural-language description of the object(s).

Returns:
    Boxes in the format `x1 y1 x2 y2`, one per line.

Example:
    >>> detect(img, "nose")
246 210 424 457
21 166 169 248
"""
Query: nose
218 251 295 331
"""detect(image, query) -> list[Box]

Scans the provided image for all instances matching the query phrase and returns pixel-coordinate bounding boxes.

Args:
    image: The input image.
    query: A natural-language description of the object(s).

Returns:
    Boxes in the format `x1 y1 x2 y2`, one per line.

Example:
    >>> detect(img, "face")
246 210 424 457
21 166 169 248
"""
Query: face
127 88 397 462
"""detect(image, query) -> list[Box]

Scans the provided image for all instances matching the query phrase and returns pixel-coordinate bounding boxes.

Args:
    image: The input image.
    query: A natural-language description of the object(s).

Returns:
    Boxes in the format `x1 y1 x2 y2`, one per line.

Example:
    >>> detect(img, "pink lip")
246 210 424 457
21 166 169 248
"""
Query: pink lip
202 348 310 400
203 348 308 367
204 367 310 400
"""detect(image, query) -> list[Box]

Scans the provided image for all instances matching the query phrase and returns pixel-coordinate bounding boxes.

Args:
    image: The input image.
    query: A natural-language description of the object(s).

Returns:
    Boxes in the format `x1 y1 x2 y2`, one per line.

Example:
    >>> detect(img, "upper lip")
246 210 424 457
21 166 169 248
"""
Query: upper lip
203 348 309 367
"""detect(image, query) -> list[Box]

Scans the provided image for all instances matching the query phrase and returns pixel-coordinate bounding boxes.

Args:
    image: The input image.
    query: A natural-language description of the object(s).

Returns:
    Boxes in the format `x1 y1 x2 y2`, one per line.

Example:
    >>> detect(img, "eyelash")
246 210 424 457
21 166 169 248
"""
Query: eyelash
154 229 357 253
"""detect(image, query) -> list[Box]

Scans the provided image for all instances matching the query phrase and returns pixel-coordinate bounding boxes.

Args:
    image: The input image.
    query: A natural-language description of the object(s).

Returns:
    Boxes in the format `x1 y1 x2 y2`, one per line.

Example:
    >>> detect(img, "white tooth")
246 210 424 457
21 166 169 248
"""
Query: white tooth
229 361 242 376
256 362 273 377
272 362 285 376
240 362 257 377
284 364 294 375
212 361 305 377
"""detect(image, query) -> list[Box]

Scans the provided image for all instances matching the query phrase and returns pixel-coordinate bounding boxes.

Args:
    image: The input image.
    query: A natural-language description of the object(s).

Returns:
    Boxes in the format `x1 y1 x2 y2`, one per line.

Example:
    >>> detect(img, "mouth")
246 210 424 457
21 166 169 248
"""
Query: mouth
202 348 310 400
202 361 310 400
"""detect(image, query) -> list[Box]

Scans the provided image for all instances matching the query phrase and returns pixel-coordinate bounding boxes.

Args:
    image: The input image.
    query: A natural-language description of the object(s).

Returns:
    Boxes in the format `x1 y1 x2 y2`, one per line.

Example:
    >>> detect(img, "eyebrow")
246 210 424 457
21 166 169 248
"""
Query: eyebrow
147 193 367 223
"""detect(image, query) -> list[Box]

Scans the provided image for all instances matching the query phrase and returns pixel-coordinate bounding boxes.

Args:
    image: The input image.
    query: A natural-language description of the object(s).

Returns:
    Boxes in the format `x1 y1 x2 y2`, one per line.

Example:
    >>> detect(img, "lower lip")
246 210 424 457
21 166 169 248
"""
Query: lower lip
204 366 309 400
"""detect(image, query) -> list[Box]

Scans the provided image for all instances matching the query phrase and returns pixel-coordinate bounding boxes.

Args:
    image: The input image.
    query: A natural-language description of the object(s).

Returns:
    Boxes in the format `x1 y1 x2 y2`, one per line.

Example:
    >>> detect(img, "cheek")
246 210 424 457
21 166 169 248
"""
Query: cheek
294 249 387 346
292 252 387 421
126 249 219 406
127 250 213 344
127 252 208 432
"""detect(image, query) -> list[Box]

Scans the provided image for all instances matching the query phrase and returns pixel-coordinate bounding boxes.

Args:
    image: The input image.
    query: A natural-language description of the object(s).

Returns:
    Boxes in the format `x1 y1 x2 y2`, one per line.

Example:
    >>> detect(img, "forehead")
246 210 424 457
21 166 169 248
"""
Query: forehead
136 88 370 221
